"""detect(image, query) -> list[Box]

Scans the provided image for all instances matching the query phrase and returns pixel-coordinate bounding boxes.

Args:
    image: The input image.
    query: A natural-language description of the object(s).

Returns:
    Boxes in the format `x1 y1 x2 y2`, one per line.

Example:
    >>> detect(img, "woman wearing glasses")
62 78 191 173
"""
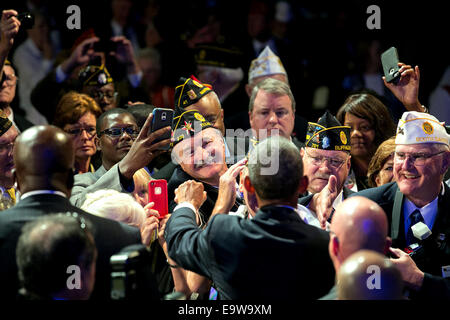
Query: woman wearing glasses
336 92 396 191
53 91 102 174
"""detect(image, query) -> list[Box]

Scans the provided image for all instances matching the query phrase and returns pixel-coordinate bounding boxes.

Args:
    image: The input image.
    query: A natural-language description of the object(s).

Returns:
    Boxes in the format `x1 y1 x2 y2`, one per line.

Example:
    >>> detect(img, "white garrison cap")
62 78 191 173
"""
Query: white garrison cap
248 46 287 82
395 111 449 146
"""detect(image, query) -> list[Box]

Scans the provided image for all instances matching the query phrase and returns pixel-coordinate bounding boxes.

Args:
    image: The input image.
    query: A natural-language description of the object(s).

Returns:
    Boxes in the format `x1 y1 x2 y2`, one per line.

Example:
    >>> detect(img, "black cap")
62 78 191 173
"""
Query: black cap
171 109 214 147
174 76 213 110
79 65 114 87
194 44 243 69
305 111 351 152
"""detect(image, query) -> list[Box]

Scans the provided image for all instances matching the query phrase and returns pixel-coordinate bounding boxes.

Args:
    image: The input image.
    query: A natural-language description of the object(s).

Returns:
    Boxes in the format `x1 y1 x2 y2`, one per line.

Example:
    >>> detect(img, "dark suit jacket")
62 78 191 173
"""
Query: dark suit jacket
352 182 450 280
0 193 141 300
165 205 335 300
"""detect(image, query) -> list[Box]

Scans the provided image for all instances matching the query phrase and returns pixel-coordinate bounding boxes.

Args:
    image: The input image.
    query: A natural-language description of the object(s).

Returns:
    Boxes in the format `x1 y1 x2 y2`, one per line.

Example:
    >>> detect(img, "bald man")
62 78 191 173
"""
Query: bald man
0 125 141 300
337 250 404 300
321 196 392 299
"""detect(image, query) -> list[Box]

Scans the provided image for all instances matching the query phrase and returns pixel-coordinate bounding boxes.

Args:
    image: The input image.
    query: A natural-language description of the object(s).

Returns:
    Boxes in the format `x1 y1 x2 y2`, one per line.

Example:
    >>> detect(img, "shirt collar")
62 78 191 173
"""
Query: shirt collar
404 196 438 231
20 190 67 200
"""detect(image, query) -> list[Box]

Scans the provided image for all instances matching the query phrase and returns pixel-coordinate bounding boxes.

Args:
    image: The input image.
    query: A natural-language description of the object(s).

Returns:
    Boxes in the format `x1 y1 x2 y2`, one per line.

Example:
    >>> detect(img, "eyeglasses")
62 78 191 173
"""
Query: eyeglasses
304 149 348 169
64 126 96 137
0 142 14 156
98 127 139 138
91 91 118 101
1 74 18 87
394 151 446 166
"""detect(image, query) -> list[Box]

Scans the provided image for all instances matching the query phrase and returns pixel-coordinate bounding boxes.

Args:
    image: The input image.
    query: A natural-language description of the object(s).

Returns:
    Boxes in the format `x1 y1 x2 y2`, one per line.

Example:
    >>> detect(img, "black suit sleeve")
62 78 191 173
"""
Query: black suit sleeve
416 273 450 299
164 206 213 278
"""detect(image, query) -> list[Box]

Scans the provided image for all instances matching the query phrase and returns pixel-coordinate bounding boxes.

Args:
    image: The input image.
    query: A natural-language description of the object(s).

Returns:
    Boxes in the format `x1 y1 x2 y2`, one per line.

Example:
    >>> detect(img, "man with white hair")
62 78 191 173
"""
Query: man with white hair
353 112 450 284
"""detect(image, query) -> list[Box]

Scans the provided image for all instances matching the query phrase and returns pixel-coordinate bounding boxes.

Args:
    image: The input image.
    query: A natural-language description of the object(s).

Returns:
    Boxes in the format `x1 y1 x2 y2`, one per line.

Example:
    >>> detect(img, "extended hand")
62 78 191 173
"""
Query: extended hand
389 247 425 290
212 158 247 215
311 175 338 230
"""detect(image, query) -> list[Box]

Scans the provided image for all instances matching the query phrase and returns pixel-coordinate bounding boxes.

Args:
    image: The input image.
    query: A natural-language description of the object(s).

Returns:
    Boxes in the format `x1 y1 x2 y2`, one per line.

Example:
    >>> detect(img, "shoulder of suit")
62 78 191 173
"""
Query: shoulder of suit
353 182 398 202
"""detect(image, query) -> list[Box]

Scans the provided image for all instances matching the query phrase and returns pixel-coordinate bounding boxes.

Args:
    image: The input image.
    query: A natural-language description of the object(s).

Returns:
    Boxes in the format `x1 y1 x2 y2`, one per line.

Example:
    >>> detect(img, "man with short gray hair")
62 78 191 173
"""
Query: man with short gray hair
165 136 335 300
248 77 304 148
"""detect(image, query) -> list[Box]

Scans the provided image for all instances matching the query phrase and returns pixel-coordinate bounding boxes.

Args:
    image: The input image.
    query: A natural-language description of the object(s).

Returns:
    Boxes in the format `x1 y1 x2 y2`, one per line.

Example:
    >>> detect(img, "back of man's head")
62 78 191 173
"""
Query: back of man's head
337 250 404 300
13 125 74 194
329 196 389 269
247 136 302 201
16 214 97 300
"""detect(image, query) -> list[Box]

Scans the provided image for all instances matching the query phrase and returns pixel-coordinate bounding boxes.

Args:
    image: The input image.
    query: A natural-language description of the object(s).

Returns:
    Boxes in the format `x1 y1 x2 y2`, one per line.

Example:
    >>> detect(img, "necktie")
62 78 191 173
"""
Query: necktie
406 209 424 246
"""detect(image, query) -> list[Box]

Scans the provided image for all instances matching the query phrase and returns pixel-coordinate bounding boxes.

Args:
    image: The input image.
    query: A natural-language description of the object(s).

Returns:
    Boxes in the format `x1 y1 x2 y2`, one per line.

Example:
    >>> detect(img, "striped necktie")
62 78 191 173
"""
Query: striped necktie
406 209 424 246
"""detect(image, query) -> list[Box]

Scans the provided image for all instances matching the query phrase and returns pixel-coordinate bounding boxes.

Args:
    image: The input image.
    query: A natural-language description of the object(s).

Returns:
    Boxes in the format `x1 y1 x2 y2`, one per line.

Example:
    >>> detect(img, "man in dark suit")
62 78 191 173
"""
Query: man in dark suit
354 112 450 282
165 136 335 300
0 125 142 300
313 111 450 299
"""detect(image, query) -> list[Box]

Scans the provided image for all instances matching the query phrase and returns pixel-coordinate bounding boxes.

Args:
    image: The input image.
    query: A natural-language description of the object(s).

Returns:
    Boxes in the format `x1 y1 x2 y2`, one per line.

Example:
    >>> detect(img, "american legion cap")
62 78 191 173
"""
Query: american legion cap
305 111 351 152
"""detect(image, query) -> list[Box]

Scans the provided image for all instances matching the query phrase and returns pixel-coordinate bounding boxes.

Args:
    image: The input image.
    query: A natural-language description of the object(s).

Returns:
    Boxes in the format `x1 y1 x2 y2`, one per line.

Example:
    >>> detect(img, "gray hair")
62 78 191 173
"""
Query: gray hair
81 189 145 228
247 136 303 200
248 77 295 113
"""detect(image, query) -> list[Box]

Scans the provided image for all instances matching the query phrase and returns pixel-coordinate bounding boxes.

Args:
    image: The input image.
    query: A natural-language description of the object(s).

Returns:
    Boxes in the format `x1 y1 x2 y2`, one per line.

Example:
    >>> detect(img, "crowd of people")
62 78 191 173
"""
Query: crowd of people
0 1 449 301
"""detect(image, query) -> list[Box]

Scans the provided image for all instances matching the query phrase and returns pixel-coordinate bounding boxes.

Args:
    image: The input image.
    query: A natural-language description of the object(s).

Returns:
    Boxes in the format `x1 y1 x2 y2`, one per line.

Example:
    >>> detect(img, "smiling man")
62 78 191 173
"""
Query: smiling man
354 111 450 283
169 109 236 225
70 108 171 206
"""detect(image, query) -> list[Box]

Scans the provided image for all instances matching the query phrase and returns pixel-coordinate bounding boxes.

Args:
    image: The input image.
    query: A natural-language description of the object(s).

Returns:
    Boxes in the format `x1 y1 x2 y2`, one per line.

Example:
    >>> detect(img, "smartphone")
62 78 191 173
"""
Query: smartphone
150 108 174 151
381 47 401 84
148 179 168 219
93 39 117 53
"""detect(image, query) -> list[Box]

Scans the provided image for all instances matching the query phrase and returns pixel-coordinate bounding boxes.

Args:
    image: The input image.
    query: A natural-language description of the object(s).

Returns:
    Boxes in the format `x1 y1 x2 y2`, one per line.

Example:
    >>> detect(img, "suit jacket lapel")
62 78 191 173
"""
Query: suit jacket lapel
391 187 404 245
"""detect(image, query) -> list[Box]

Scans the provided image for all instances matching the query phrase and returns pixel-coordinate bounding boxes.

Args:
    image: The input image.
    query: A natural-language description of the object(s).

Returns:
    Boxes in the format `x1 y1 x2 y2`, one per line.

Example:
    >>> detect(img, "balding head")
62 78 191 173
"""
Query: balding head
13 126 75 195
329 196 390 271
337 250 404 300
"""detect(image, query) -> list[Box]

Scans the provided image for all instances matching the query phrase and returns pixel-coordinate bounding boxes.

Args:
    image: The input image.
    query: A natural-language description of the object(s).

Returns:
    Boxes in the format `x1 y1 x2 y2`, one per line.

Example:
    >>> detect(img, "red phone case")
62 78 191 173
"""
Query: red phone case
148 179 168 219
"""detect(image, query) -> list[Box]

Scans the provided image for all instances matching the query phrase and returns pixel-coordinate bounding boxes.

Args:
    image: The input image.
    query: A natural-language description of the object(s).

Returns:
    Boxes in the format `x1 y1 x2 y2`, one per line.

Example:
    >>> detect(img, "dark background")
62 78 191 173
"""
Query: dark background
1 0 448 123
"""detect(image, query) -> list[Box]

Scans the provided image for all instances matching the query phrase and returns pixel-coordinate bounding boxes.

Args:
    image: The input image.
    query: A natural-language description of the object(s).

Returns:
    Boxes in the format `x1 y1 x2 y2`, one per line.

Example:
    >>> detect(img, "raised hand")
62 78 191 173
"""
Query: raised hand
383 62 423 112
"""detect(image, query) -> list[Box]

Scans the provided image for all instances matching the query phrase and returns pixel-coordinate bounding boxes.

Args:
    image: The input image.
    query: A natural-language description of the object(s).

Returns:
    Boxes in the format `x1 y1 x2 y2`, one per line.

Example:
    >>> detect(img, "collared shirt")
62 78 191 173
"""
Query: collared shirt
298 203 330 231
20 190 67 200
403 183 443 239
